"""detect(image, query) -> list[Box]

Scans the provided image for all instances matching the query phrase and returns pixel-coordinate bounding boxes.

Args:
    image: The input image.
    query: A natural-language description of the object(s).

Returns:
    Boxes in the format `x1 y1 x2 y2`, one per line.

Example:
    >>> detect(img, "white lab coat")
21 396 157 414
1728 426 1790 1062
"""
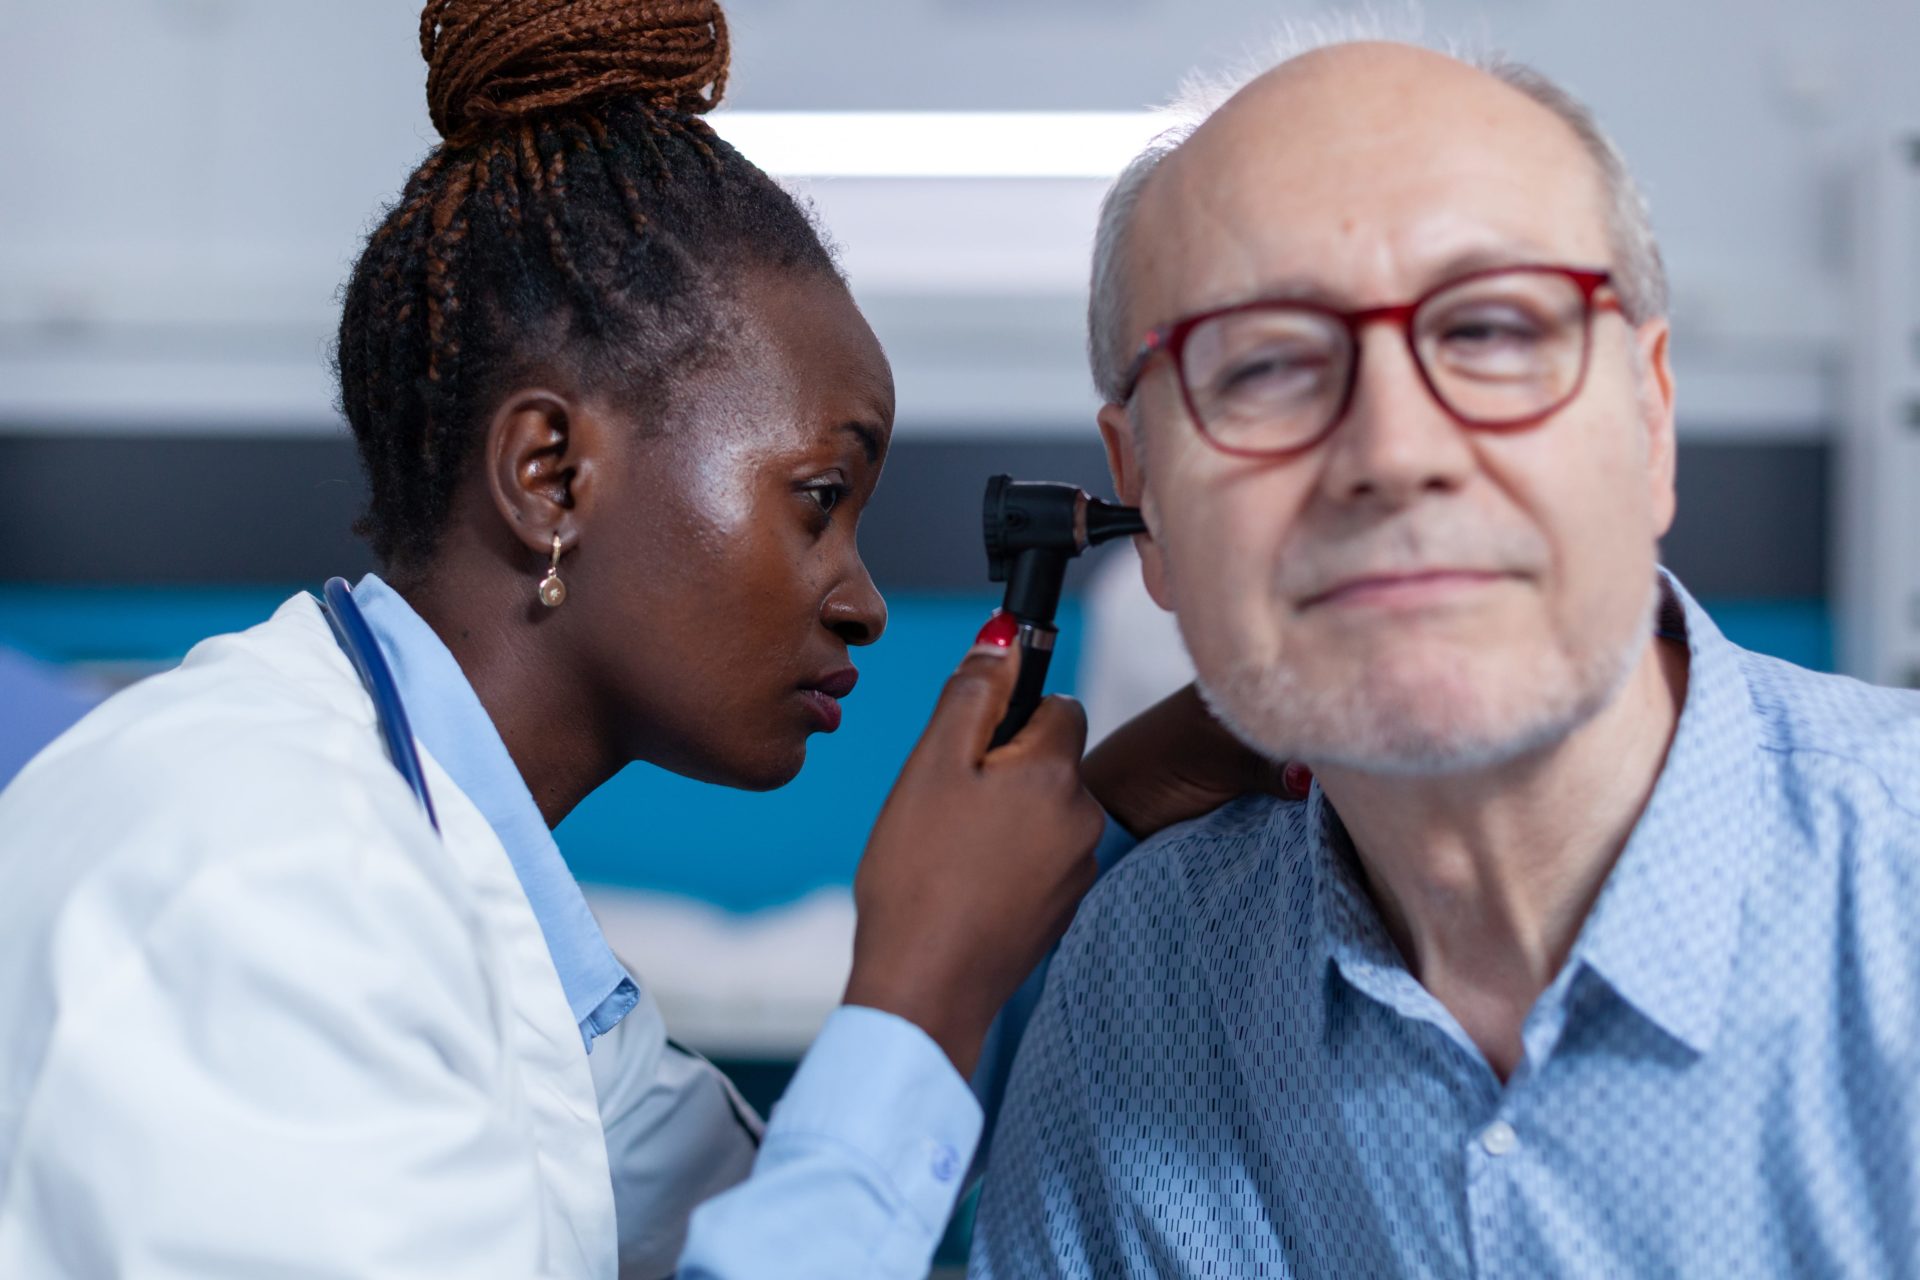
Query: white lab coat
0 593 757 1278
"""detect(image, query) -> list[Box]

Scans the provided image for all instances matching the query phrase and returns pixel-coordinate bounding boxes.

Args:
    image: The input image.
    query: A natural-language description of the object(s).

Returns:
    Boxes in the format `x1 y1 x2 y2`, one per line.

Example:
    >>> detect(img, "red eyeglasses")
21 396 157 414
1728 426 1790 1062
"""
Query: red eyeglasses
1119 264 1622 459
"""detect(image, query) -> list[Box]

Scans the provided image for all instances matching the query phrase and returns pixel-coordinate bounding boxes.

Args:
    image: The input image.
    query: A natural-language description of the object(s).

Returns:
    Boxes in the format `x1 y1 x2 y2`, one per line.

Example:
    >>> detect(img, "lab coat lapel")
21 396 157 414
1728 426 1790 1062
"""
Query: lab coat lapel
288 595 620 1275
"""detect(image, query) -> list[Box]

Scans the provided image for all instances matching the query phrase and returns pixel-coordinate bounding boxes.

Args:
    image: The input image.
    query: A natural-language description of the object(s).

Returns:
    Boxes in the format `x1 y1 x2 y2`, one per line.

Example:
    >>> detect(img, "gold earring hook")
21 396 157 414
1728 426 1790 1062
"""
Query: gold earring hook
537 532 568 608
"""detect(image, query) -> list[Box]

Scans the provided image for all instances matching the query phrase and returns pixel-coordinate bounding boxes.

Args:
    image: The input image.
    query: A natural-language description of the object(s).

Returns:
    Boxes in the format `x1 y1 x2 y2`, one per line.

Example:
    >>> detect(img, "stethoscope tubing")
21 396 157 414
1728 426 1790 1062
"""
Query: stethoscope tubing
318 577 441 833
318 580 770 1148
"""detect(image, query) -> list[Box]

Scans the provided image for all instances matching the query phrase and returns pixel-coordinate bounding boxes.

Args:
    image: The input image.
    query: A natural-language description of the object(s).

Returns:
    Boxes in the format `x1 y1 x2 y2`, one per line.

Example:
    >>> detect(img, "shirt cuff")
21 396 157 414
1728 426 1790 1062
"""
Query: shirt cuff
767 1005 984 1236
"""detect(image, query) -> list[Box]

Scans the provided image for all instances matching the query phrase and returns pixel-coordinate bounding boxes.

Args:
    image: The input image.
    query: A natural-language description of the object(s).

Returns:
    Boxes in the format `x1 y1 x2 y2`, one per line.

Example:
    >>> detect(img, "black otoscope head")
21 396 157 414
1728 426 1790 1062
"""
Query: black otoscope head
983 475 1147 621
981 475 1147 745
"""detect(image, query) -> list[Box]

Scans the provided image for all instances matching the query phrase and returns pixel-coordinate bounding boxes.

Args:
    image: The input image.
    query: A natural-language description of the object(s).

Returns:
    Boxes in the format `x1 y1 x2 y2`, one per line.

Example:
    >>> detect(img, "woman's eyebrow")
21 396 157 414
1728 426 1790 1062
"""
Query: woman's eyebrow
839 421 884 464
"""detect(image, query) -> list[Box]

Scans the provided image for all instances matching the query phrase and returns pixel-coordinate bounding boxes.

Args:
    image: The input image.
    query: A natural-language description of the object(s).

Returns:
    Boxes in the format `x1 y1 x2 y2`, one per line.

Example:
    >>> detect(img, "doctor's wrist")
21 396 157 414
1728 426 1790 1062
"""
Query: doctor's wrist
1084 683 1299 837
841 977 990 1080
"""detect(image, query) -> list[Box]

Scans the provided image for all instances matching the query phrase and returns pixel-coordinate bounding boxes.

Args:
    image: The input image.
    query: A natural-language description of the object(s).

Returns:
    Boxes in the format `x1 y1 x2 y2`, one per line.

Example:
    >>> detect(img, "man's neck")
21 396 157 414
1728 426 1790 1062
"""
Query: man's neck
1312 634 1690 1079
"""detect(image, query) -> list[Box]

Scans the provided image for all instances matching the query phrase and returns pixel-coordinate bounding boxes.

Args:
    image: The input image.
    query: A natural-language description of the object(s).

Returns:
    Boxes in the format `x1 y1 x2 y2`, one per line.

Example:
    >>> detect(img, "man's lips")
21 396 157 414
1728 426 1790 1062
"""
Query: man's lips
798 667 859 732
1299 569 1512 610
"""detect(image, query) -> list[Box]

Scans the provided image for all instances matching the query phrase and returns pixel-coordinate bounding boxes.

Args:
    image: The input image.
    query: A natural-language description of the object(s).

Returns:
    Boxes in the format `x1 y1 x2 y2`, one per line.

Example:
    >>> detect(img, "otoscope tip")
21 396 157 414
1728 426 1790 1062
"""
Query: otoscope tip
1085 499 1148 545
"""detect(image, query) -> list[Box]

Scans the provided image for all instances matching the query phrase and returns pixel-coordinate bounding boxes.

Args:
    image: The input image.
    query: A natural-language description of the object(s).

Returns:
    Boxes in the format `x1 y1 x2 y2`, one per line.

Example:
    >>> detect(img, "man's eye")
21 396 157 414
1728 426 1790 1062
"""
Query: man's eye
1208 349 1335 407
1221 351 1330 390
1437 308 1547 347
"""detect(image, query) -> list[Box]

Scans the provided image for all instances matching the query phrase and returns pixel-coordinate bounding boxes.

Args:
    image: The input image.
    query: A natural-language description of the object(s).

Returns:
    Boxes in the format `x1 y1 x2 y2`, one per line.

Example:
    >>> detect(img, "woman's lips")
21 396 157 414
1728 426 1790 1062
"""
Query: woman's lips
798 667 858 733
798 689 843 733
809 668 859 699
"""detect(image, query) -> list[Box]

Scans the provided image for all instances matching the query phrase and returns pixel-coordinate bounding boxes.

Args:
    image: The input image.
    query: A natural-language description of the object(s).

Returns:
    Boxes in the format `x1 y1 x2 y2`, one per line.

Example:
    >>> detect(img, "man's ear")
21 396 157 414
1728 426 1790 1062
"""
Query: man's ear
1097 401 1175 612
1635 321 1678 539
483 388 603 561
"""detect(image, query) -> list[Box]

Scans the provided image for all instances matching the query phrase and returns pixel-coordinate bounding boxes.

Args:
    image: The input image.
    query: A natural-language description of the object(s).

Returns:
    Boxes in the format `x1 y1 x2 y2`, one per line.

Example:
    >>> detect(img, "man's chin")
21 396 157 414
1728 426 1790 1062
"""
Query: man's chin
1195 655 1601 780
1192 572 1659 781
1302 714 1579 778
1203 690 1561 779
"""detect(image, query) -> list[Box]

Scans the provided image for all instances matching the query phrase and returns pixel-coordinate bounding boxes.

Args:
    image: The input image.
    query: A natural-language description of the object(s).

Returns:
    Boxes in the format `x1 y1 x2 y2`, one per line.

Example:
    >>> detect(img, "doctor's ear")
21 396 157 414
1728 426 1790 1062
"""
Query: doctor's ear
482 388 604 559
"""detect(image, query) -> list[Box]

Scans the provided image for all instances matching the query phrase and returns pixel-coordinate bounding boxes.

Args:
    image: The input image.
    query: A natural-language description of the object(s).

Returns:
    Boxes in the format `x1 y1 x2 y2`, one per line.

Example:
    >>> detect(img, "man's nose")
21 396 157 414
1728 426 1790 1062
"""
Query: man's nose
1316 327 1477 509
822 556 888 647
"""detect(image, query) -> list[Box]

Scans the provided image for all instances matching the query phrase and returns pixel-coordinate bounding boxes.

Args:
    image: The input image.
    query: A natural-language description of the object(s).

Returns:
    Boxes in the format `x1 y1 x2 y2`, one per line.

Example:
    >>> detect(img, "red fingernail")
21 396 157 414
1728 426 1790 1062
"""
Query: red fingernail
974 610 1019 649
1281 762 1314 798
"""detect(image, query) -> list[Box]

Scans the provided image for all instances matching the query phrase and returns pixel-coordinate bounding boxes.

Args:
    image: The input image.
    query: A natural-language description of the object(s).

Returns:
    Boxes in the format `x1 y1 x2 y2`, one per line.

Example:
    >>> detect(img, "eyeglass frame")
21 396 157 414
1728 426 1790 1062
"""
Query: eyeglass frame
1117 263 1623 460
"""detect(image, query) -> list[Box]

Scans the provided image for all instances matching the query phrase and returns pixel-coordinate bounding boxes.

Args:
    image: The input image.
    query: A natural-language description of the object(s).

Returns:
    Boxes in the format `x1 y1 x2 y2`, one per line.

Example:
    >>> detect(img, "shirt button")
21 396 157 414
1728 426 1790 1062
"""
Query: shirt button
1480 1120 1518 1157
931 1143 961 1183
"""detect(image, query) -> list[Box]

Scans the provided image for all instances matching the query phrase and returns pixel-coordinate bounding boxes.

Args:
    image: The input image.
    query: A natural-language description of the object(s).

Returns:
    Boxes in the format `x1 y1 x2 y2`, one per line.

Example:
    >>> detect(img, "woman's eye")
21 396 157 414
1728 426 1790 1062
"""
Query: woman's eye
804 483 848 516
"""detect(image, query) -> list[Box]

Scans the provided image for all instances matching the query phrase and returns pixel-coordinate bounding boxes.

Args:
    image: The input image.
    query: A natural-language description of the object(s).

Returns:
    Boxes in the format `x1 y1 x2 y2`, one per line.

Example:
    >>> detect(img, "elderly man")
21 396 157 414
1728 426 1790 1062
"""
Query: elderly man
971 33 1920 1279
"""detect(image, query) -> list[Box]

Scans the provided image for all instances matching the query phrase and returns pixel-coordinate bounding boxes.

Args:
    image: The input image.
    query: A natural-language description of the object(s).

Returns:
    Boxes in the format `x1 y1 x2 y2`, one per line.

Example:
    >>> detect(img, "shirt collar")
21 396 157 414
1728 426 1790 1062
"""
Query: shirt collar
1308 790 1466 1047
1569 569 1761 1054
1309 569 1761 1057
349 573 638 1053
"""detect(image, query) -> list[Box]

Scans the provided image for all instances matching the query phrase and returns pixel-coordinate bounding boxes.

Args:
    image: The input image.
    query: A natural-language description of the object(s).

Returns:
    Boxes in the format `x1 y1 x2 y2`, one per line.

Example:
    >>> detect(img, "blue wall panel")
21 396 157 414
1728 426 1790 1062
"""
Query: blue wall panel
0 587 1825 913
557 596 1084 912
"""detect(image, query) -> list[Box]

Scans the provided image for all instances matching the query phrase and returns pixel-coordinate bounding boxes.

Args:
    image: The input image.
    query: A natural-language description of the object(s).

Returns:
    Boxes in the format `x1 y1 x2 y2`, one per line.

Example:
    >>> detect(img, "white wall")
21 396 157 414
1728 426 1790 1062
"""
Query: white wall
2 0 1915 433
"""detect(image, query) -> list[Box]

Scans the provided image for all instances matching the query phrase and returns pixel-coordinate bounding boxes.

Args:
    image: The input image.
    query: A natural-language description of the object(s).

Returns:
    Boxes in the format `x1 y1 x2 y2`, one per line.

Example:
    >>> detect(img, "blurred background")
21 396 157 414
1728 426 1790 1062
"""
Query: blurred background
3 2 1918 1242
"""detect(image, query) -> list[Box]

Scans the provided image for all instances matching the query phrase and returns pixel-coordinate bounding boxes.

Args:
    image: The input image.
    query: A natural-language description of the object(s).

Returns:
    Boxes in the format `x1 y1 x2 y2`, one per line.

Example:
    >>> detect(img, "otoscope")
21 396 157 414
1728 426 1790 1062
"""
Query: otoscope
983 474 1148 747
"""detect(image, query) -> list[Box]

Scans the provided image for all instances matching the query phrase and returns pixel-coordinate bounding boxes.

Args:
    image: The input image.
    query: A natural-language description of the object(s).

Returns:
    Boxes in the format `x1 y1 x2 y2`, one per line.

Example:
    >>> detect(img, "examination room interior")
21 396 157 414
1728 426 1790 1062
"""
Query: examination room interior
3 0 1918 1270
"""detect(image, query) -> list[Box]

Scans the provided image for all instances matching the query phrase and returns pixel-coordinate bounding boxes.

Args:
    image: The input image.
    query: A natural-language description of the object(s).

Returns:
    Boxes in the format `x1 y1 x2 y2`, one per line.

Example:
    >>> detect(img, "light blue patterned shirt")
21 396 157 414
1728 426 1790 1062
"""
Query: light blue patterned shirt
973 573 1920 1278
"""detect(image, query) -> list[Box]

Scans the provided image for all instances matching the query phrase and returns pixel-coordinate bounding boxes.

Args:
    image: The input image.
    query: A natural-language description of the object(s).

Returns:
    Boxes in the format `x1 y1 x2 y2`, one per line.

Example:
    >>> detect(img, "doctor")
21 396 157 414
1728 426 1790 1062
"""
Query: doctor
0 1 1279 1276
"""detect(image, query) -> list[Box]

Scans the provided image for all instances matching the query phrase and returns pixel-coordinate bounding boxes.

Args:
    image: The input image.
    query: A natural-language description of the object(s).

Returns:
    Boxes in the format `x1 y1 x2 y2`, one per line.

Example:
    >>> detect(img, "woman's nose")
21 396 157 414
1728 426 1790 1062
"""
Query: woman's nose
823 559 888 647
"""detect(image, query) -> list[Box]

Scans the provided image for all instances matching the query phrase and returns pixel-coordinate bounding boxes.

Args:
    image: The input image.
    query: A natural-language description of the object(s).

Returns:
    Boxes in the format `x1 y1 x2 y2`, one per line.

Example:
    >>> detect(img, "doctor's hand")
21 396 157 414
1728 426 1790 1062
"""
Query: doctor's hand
844 616 1106 1078
1082 684 1310 840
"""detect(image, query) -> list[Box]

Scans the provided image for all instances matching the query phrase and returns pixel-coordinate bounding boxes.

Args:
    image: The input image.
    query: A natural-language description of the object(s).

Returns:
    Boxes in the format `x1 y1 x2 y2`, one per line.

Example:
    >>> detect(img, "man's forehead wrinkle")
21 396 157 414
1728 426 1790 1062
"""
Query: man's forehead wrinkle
1135 42 1613 328
1153 166 1560 308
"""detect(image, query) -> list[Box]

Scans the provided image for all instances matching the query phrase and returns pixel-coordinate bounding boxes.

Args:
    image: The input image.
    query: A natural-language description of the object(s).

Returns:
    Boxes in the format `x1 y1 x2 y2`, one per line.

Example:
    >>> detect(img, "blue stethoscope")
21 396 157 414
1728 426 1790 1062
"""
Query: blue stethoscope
319 576 764 1144
317 577 440 833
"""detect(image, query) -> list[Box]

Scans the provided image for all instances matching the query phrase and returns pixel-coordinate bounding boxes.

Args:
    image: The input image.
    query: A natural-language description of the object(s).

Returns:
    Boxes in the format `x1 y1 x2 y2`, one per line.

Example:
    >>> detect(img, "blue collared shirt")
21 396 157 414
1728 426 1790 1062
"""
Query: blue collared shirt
973 573 1920 1278
351 574 640 1052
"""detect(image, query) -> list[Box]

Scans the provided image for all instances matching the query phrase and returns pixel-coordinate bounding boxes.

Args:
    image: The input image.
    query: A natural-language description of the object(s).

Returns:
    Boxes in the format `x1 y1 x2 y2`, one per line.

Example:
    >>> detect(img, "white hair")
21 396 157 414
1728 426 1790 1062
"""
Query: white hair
1087 15 1669 403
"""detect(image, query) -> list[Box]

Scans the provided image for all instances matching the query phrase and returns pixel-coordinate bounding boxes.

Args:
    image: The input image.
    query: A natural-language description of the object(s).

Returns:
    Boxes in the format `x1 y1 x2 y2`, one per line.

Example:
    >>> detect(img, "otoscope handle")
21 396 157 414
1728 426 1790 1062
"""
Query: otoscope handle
979 474 1144 748
990 621 1057 748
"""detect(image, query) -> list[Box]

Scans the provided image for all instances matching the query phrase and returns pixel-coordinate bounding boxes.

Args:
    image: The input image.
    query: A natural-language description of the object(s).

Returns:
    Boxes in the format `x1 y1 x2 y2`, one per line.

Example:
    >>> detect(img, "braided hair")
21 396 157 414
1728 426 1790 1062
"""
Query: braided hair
336 0 838 566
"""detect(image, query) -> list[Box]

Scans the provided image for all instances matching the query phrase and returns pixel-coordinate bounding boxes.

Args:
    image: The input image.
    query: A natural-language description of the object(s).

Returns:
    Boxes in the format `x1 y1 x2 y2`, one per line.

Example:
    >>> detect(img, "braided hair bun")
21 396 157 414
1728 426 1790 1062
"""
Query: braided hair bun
341 0 838 566
420 0 729 141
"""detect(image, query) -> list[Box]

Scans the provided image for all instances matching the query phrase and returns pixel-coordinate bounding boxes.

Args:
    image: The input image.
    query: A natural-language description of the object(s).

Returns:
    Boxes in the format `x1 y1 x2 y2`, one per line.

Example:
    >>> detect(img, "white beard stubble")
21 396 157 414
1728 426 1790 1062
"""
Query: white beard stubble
1175 523 1659 778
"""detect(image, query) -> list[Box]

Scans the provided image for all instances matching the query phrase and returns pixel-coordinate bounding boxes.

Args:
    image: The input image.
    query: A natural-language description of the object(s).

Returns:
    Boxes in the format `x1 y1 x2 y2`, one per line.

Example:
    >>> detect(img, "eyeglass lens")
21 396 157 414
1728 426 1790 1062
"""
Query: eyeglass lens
1178 268 1592 452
